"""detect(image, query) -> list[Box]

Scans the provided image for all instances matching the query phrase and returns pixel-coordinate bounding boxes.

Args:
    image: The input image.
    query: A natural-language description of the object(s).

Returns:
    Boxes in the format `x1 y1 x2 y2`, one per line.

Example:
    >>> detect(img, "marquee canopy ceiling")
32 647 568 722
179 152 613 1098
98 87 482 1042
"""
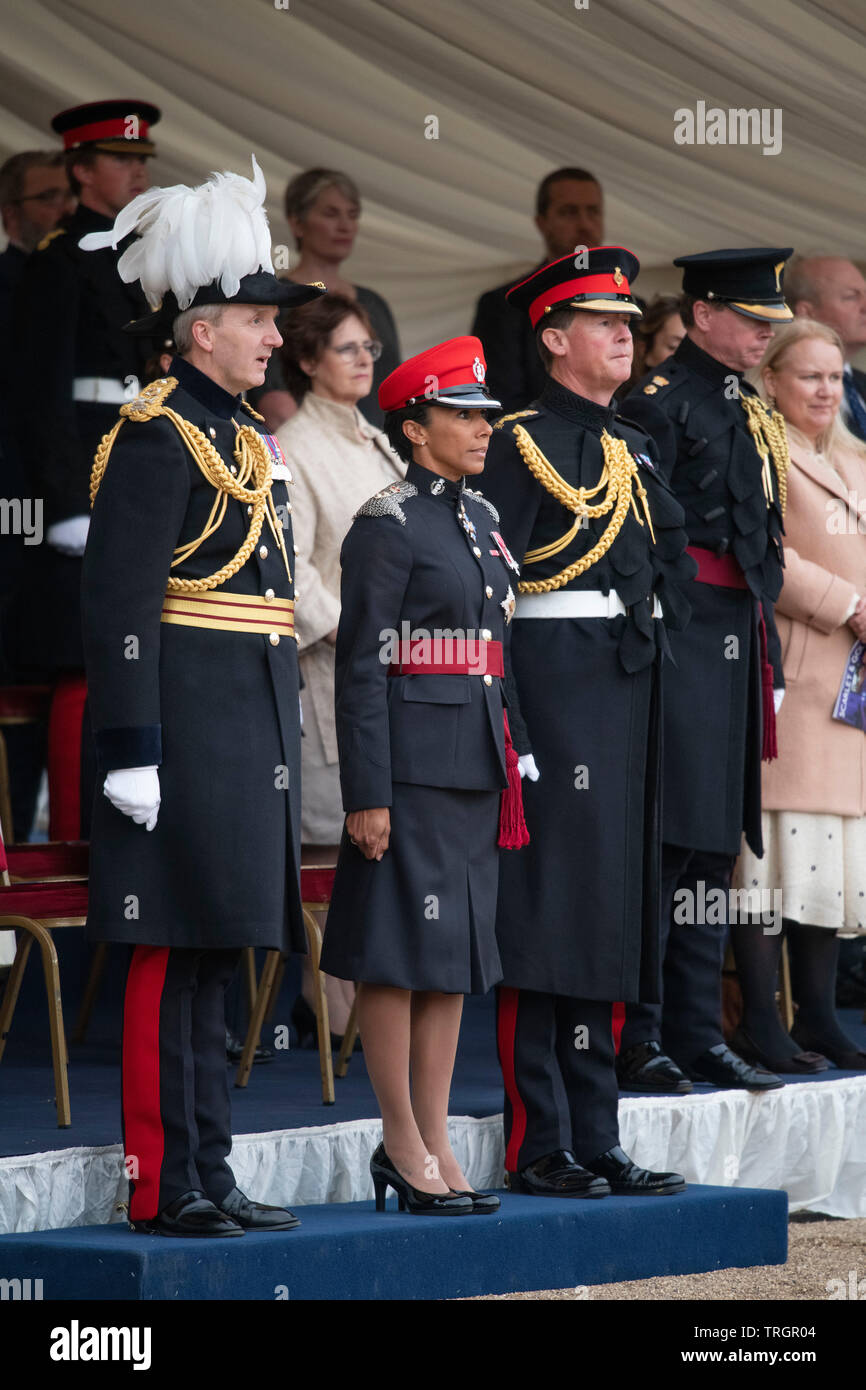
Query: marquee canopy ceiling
1 0 863 351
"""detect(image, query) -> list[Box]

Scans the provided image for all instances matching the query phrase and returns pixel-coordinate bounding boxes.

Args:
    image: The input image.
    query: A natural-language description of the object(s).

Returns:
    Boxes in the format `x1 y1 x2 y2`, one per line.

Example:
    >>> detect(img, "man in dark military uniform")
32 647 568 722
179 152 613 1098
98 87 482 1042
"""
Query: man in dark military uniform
482 249 695 1197
11 100 159 676
618 249 795 1094
80 157 324 1235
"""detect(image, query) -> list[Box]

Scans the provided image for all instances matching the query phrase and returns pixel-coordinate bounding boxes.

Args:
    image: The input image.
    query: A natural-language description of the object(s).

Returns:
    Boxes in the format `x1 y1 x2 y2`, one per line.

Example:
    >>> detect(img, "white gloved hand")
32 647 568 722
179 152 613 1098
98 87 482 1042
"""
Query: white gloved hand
47 515 90 556
773 688 785 714
103 766 161 831
517 753 540 782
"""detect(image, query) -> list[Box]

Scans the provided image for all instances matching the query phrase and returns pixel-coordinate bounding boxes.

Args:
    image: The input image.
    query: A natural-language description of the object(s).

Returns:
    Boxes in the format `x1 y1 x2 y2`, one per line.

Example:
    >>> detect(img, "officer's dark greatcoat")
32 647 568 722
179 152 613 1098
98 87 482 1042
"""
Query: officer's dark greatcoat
482 377 695 1003
321 458 513 995
622 335 785 858
12 204 152 670
81 355 304 954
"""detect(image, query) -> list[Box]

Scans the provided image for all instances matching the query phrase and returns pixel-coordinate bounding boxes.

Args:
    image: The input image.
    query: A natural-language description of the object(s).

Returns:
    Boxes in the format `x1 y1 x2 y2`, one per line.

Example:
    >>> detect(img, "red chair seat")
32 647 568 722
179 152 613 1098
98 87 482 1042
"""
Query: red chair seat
0 879 88 919
6 841 90 880
300 866 336 904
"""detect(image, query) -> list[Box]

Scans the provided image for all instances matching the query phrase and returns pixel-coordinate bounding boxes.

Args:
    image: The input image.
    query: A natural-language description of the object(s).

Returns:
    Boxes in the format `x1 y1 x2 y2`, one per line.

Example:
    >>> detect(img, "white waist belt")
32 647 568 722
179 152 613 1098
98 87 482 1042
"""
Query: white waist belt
73 377 129 404
514 590 663 619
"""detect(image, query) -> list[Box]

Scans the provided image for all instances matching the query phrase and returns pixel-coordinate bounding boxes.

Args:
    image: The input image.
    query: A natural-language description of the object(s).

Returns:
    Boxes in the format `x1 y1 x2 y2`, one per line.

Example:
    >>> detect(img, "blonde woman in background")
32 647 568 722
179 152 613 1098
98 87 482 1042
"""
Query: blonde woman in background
731 319 866 1072
276 294 404 1044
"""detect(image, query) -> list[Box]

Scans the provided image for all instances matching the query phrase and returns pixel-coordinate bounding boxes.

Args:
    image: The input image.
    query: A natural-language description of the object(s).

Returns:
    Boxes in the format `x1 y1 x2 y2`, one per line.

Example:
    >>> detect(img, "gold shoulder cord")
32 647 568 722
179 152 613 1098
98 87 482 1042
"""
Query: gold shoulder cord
513 424 655 594
90 377 292 591
740 394 789 516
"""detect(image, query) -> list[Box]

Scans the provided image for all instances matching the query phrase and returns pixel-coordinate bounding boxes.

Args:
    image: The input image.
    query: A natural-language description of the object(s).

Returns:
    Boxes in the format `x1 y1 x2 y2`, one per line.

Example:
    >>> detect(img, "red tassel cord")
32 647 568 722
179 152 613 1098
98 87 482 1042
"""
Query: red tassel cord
759 608 777 762
499 712 530 849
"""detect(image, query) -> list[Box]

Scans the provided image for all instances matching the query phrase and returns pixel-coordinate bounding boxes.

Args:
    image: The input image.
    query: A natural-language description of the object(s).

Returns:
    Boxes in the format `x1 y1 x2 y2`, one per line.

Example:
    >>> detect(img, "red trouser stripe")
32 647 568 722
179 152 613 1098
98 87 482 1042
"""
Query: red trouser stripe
612 1001 625 1054
497 986 528 1172
122 945 170 1220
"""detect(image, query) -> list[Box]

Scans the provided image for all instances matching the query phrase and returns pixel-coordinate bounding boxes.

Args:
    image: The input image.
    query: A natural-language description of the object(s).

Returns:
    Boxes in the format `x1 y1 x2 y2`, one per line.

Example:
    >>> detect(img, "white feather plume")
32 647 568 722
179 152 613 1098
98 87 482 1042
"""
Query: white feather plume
78 155 274 309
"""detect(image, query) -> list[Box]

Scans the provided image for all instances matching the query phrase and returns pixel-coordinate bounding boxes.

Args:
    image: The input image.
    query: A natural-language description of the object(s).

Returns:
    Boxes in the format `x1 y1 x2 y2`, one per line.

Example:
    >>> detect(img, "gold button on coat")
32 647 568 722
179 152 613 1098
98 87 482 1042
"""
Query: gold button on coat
481 628 492 641
259 545 268 559
485 586 493 598
264 588 275 602
269 633 280 646
208 427 216 439
483 674 493 686
473 546 481 558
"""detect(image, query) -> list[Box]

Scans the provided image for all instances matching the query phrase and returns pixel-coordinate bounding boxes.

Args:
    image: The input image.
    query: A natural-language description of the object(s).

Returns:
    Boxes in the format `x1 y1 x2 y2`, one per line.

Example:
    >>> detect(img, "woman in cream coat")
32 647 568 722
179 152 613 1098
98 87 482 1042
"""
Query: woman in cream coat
276 294 404 1038
731 319 866 1072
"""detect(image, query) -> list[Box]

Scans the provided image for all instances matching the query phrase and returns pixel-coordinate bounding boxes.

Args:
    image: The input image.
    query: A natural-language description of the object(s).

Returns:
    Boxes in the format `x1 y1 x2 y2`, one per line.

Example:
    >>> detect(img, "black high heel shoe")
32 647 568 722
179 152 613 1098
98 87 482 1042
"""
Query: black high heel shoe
369 1143 473 1215
291 995 362 1054
448 1188 500 1214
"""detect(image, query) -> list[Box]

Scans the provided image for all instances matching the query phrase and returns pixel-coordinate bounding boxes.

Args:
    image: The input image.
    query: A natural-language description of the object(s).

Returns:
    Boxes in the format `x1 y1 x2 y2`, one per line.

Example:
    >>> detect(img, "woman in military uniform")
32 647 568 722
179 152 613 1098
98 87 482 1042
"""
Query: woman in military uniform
322 337 526 1215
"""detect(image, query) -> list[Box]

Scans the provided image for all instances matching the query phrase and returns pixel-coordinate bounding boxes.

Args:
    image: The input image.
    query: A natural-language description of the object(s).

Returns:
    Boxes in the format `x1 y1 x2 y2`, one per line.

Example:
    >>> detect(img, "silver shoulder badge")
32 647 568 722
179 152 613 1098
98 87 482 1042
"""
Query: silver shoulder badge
465 488 499 524
354 479 419 525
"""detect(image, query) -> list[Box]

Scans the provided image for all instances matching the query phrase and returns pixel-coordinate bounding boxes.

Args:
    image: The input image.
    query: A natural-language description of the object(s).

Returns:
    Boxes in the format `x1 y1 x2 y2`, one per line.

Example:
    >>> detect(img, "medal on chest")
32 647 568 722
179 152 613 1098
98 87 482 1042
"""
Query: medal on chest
457 498 477 544
490 530 520 574
262 433 292 482
501 584 516 625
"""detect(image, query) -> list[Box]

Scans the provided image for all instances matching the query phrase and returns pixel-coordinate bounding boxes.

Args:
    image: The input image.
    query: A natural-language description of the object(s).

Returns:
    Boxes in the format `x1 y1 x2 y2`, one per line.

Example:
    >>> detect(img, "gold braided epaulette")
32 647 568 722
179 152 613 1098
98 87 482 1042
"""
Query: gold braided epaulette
120 376 179 420
89 376 293 594
492 409 540 430
241 399 265 422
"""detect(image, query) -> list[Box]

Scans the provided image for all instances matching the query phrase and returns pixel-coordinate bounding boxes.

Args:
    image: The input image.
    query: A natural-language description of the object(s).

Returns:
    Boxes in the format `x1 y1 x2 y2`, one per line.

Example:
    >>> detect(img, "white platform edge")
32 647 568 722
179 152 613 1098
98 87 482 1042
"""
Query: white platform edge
1 1077 864 1234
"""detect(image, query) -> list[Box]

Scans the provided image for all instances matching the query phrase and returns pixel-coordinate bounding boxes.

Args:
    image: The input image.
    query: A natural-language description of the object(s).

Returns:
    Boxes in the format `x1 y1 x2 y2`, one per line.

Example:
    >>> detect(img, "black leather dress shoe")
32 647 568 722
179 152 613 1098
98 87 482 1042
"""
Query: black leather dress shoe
616 1040 693 1094
584 1145 686 1195
507 1149 611 1198
225 1029 273 1064
685 1043 784 1091
131 1189 244 1237
217 1186 300 1230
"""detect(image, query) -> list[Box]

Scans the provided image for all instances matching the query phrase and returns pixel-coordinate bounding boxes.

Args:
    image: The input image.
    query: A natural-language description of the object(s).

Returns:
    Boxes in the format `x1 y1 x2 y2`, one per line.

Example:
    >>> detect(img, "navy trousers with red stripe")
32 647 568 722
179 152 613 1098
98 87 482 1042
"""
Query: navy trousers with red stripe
496 987 620 1173
122 944 241 1221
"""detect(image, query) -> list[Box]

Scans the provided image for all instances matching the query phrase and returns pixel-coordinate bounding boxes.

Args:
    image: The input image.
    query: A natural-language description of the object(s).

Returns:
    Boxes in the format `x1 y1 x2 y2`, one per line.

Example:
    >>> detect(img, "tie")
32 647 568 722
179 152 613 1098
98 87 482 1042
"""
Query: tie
843 371 866 443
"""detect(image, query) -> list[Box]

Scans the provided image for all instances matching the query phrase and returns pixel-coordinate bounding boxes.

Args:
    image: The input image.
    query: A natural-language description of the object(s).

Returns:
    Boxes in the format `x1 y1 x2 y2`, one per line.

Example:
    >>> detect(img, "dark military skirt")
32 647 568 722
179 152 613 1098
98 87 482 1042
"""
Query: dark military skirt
321 781 503 994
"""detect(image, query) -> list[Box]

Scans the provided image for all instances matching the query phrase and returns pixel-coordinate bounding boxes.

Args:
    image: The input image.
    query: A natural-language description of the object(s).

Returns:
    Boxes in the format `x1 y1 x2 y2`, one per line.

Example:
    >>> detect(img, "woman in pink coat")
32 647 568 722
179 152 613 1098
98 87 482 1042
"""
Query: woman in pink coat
731 319 866 1072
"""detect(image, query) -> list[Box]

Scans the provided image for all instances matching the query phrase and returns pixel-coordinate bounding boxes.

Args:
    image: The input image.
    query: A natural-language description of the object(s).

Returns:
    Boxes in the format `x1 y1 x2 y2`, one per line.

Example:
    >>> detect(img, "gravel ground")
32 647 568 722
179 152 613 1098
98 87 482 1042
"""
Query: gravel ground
469 1214 866 1300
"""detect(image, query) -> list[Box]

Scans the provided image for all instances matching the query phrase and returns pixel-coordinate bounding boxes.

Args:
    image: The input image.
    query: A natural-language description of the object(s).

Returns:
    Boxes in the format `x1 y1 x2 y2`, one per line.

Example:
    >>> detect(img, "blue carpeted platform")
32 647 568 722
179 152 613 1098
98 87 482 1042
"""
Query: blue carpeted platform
0 1184 787 1300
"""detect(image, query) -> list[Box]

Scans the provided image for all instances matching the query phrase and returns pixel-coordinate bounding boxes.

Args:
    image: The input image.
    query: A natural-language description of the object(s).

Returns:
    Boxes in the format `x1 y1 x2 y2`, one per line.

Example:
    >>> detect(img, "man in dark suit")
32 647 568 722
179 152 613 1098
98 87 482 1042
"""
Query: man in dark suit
786 255 866 443
11 101 159 677
619 249 795 1095
471 168 604 414
80 158 324 1236
0 151 74 833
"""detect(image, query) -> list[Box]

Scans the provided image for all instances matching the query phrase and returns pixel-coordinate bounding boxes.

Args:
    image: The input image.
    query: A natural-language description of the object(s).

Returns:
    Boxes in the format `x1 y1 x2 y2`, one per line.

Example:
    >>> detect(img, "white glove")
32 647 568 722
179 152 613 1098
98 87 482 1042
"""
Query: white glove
47 515 90 556
773 688 785 714
517 753 540 782
103 766 161 831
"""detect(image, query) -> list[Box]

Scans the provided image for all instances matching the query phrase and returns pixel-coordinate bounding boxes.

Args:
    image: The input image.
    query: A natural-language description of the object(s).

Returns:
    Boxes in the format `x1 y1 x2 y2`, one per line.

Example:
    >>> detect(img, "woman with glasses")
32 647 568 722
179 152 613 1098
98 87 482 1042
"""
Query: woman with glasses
253 167 401 431
275 294 405 1045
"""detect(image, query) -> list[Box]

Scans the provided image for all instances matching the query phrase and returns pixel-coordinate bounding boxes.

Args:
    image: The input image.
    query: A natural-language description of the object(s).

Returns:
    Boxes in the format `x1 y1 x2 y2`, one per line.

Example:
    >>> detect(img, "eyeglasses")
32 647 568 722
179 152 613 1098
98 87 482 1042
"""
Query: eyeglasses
12 188 73 207
330 340 383 363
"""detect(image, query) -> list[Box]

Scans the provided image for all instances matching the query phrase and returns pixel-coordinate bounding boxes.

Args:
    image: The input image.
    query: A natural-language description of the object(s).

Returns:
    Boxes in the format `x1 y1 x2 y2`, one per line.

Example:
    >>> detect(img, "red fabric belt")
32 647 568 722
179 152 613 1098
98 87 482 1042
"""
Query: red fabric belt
686 545 748 589
387 639 504 677
685 547 776 761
